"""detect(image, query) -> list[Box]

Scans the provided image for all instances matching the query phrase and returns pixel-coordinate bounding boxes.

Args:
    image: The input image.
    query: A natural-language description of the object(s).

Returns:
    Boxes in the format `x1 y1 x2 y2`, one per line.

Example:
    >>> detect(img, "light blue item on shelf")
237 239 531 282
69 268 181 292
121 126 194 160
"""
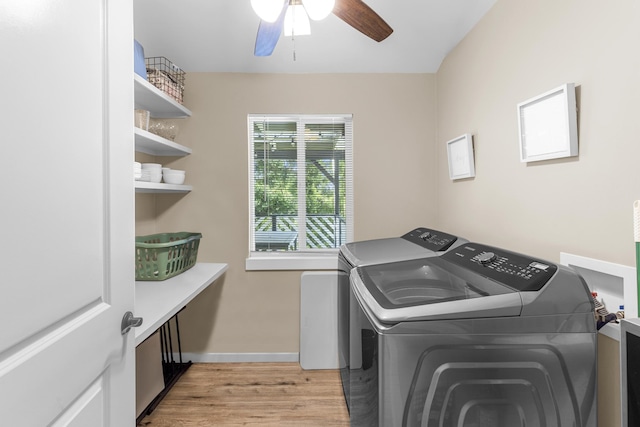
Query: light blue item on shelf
134 39 147 79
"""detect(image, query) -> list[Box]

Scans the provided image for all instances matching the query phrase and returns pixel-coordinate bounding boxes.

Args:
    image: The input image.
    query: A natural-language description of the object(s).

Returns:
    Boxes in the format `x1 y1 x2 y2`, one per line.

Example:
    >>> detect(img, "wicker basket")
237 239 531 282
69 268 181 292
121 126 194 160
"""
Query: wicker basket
135 232 201 281
145 56 185 104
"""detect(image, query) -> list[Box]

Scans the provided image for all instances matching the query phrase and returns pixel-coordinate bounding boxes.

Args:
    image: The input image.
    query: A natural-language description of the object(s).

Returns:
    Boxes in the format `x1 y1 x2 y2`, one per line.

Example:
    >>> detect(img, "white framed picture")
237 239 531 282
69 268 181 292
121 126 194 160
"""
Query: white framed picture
517 83 578 163
446 133 475 180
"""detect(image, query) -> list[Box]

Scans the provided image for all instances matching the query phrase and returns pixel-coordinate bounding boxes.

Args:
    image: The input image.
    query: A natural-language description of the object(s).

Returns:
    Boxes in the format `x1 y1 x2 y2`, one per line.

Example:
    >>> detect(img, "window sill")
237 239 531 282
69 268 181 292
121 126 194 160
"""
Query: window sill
245 253 339 271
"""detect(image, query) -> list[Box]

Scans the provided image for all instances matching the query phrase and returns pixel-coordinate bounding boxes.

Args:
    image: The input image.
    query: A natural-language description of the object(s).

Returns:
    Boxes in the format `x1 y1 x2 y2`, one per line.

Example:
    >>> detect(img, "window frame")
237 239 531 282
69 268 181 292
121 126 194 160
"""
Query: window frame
246 114 353 270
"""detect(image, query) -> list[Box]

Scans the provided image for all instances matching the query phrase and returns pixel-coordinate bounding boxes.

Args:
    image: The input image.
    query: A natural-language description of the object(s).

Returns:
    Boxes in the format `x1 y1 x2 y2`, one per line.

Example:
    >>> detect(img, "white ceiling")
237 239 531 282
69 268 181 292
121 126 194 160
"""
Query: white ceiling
133 0 496 74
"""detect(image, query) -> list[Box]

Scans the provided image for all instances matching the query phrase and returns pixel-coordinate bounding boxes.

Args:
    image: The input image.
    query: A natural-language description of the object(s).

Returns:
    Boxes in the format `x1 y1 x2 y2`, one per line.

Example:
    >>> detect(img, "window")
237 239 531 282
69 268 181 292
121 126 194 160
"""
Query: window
248 114 353 259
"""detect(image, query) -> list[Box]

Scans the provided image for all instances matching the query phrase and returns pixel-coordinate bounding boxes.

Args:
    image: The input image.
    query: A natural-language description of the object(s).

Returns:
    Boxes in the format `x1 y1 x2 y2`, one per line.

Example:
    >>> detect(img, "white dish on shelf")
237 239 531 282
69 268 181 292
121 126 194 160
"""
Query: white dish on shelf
139 170 156 182
142 163 162 169
163 172 185 185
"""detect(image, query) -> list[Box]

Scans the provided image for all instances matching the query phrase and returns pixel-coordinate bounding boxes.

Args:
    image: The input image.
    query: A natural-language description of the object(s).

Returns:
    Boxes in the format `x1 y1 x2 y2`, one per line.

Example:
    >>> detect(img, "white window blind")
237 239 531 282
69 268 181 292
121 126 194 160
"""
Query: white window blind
248 114 353 254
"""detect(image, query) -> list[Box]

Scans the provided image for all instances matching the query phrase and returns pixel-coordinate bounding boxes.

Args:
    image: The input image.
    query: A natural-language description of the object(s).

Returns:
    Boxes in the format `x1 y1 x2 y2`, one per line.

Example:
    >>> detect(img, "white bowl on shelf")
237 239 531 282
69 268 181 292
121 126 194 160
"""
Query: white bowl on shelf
163 172 185 185
141 163 162 170
164 169 185 176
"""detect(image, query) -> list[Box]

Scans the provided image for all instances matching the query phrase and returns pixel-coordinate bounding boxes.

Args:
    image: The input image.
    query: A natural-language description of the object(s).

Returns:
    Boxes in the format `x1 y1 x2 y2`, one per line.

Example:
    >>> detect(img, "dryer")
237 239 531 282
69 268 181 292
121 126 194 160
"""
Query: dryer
338 227 467 411
349 242 597 427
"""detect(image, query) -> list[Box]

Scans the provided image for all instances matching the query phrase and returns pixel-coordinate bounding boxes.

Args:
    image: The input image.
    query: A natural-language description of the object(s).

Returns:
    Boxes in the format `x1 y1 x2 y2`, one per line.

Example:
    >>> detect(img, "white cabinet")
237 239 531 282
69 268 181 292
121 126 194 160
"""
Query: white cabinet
134 73 192 193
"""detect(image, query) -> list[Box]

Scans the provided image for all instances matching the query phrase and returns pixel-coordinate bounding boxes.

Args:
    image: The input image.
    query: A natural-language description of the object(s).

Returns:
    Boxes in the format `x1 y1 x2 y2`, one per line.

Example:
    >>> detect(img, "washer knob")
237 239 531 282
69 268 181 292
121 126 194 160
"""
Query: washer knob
477 252 497 264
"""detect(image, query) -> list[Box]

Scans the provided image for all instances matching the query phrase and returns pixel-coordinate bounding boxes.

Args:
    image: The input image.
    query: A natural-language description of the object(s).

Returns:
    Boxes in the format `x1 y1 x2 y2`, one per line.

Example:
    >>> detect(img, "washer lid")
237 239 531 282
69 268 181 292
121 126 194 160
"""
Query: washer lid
352 243 559 323
340 227 464 267
351 263 523 324
341 237 436 267
356 257 516 308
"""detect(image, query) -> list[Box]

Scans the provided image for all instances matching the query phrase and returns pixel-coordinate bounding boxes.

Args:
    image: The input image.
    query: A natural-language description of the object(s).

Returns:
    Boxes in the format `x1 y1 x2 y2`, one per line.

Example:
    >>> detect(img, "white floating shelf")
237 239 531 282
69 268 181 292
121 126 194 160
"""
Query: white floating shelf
134 74 192 118
135 181 192 193
134 128 192 156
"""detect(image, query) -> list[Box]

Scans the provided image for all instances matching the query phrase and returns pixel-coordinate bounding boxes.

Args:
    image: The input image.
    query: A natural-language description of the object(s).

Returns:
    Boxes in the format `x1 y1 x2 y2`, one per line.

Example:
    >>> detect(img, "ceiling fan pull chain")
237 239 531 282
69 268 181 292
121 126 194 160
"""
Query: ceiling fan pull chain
291 4 297 61
292 33 297 61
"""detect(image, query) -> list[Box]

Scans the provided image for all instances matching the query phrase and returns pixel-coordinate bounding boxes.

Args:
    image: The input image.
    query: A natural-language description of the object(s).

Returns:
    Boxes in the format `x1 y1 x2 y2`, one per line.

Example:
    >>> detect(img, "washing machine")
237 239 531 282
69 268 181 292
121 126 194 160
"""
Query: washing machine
338 227 468 411
349 242 597 427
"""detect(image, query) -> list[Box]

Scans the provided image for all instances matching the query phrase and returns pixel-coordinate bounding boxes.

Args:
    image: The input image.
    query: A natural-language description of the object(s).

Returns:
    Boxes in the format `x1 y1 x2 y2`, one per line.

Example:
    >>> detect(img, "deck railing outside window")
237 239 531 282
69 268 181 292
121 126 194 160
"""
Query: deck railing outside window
254 214 347 250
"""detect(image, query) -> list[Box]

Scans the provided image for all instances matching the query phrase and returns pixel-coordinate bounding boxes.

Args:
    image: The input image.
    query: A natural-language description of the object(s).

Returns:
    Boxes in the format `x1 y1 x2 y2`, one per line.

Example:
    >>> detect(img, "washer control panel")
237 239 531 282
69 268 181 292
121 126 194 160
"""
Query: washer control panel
441 243 558 291
402 227 458 252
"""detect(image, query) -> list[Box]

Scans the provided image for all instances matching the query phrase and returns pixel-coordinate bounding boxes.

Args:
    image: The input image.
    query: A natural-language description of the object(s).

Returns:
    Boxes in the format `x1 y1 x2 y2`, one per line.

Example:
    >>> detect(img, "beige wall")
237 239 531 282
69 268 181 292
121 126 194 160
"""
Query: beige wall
137 73 438 353
436 0 640 266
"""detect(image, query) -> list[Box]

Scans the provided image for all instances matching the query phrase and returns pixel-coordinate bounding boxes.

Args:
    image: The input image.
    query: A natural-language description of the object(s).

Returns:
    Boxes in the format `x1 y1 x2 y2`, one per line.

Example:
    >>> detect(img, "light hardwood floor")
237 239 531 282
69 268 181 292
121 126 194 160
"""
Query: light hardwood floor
137 363 350 426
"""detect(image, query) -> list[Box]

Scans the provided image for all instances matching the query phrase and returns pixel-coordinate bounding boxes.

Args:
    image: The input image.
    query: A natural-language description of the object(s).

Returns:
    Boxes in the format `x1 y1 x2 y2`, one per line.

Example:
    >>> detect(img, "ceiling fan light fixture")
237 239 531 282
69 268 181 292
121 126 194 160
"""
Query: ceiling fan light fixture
251 0 284 23
301 0 335 21
284 4 311 36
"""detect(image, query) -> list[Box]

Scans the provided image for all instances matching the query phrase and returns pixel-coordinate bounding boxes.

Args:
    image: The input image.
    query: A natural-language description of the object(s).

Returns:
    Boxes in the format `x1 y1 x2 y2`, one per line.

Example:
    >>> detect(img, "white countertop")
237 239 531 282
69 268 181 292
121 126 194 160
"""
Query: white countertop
599 322 621 341
135 262 228 345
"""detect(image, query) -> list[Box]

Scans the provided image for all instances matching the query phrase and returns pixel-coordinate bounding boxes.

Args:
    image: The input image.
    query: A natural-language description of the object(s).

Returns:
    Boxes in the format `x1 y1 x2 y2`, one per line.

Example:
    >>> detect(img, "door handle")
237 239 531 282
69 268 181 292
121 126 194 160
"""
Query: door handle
121 311 143 335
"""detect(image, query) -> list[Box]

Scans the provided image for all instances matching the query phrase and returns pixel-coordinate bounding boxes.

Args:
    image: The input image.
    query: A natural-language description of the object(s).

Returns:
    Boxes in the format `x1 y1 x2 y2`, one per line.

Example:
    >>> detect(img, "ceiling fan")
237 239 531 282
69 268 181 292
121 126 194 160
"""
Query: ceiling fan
252 0 393 56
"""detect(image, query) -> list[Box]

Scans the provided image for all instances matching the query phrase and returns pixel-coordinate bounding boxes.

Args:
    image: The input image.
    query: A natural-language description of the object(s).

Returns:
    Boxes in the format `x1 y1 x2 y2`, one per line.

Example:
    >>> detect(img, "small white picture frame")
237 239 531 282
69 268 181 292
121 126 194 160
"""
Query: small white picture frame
517 83 578 163
446 133 475 180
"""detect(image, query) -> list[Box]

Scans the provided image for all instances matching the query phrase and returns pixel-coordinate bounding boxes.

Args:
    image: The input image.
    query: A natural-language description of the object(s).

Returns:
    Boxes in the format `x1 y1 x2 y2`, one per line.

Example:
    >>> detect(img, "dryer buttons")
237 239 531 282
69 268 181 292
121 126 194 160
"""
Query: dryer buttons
419 231 432 240
476 252 497 264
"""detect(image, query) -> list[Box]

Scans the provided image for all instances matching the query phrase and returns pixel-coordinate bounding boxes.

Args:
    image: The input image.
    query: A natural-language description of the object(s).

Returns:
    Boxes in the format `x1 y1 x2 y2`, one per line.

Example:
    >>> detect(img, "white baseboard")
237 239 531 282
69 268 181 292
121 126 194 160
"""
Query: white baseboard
176 352 300 363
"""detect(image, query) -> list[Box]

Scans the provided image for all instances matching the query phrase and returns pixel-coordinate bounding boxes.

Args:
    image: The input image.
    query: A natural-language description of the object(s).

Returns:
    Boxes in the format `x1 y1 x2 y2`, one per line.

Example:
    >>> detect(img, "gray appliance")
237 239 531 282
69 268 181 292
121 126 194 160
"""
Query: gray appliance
338 227 467 411
349 242 597 427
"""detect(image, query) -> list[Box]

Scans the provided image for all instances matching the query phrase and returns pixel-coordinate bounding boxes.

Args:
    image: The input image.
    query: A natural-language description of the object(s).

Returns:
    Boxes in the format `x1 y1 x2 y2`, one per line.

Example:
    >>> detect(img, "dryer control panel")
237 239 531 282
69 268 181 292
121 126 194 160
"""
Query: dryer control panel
402 227 458 252
441 243 558 291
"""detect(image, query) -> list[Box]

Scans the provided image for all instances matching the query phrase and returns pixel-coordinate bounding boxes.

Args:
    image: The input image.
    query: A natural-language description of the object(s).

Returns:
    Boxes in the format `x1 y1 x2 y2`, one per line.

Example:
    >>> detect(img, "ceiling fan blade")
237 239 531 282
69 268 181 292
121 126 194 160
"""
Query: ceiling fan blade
254 0 288 56
332 0 393 42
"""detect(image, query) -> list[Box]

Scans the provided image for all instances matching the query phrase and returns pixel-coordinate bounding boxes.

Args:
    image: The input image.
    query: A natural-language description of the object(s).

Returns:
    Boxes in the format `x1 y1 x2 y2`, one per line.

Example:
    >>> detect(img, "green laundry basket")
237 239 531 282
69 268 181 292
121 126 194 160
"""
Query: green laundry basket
135 232 202 281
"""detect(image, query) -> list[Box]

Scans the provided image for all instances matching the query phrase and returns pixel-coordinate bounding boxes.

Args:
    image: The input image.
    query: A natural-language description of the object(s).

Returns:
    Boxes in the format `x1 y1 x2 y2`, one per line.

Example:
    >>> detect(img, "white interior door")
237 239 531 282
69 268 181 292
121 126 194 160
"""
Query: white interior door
0 0 135 426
